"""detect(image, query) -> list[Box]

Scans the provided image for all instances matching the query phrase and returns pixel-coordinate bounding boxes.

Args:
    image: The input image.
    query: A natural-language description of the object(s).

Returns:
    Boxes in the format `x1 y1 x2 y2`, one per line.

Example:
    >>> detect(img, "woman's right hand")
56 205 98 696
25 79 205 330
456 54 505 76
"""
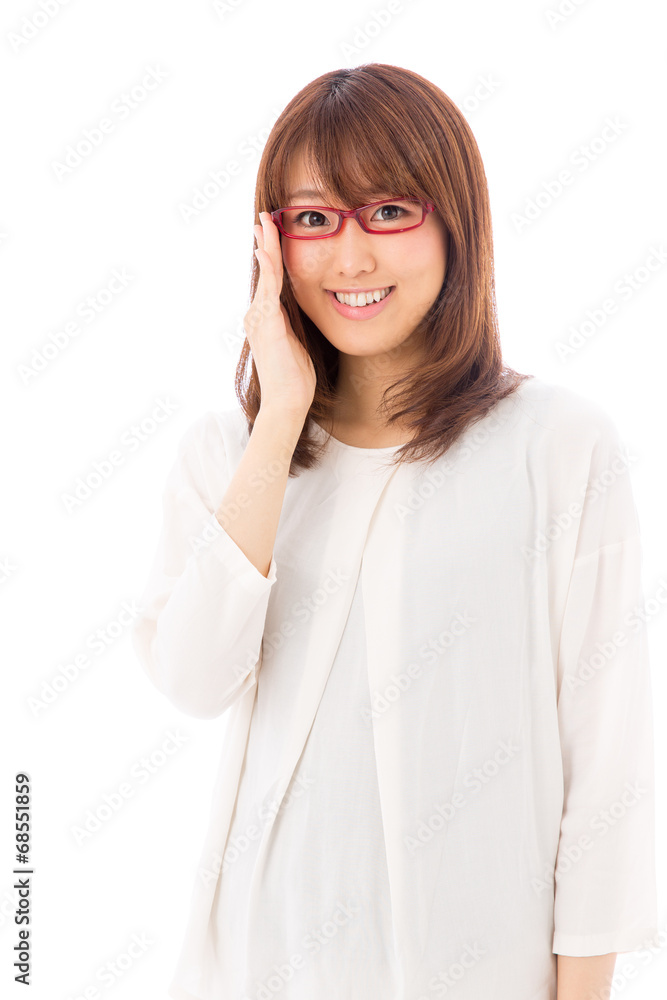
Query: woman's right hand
244 211 317 420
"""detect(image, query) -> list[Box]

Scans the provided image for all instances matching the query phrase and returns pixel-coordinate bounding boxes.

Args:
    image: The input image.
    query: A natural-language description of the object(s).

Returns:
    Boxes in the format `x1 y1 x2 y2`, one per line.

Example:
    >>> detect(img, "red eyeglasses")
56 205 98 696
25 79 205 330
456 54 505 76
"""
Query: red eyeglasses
270 197 436 240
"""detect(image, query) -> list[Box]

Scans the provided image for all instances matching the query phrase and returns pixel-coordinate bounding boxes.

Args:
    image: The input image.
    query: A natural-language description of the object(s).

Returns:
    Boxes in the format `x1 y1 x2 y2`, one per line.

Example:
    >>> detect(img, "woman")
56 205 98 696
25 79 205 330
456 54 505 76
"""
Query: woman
132 64 657 1000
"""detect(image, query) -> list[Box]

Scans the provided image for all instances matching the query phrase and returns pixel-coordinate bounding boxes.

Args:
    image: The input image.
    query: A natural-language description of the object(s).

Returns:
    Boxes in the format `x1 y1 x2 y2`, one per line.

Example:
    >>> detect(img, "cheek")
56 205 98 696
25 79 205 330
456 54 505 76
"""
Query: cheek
283 241 336 293
407 237 447 287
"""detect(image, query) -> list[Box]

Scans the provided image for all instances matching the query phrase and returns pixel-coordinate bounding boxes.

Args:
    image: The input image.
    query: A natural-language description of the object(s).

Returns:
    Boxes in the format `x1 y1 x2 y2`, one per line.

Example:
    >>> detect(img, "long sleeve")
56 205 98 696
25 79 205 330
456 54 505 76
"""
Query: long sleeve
131 412 278 719
551 415 658 956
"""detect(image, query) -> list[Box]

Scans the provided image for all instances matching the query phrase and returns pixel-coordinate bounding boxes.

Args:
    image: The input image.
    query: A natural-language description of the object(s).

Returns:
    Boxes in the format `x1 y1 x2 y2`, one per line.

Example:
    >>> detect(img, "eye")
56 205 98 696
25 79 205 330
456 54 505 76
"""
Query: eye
294 210 330 229
370 203 411 223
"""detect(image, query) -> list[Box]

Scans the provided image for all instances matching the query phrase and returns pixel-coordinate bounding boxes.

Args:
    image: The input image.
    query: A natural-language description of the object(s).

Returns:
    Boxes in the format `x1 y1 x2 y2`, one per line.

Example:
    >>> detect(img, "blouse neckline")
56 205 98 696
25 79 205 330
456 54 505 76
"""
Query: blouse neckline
310 419 405 453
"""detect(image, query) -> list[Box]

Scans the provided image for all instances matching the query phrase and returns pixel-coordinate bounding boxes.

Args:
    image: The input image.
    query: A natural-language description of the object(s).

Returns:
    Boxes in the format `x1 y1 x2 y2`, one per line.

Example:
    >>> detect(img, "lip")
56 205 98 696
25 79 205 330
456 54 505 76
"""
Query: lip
326 286 395 320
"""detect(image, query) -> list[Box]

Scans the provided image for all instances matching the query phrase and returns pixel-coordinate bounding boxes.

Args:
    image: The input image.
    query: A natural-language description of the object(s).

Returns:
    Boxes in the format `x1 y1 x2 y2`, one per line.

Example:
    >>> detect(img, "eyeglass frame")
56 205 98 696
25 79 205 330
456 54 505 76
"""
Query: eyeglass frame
269 197 436 240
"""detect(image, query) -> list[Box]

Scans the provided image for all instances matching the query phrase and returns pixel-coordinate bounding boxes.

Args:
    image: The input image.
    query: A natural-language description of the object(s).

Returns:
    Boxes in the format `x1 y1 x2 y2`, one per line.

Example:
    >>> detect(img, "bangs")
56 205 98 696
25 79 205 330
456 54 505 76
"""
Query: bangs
274 107 425 211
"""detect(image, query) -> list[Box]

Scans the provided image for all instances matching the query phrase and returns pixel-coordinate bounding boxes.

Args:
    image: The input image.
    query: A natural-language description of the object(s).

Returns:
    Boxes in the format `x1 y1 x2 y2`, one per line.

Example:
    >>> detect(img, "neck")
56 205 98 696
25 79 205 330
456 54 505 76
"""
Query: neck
332 339 423 436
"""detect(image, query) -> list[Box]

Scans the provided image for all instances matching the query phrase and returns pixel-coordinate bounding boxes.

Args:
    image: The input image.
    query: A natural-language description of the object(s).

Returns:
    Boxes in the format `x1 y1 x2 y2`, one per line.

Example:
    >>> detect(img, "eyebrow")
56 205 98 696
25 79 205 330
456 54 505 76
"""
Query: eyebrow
287 188 391 204
288 188 329 202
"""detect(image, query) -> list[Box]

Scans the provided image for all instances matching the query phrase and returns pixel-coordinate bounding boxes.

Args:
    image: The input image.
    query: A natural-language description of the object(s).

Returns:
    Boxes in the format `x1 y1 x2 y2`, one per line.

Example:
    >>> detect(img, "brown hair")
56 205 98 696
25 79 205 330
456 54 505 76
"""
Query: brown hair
235 62 533 474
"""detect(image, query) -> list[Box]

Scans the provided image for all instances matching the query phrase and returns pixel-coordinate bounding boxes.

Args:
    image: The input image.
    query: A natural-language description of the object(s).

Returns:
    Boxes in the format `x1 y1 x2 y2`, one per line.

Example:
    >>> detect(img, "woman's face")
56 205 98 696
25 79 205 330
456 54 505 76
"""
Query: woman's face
279 159 449 362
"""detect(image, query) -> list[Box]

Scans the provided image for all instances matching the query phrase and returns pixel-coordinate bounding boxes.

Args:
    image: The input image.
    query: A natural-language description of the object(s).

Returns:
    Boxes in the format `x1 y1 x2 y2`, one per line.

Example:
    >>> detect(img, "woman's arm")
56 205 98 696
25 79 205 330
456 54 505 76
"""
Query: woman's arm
216 405 304 578
556 952 616 1000
131 409 301 719
550 411 657 955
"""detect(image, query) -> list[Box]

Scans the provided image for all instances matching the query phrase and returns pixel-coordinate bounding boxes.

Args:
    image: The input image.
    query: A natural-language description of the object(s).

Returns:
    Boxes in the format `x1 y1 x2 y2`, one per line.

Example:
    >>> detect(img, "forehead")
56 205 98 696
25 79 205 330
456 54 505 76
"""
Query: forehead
282 154 391 206
282 156 326 196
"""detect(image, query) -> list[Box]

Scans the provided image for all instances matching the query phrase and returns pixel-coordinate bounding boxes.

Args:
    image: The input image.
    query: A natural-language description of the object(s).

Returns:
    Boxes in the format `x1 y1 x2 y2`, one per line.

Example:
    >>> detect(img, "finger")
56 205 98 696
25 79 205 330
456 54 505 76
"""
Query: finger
254 226 273 286
261 214 284 289
260 211 282 258
254 246 279 301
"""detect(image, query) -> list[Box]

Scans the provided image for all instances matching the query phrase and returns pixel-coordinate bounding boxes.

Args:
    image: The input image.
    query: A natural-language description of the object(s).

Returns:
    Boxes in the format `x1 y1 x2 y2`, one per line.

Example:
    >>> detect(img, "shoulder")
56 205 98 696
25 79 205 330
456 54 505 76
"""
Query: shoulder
175 406 249 459
169 407 252 502
503 376 623 452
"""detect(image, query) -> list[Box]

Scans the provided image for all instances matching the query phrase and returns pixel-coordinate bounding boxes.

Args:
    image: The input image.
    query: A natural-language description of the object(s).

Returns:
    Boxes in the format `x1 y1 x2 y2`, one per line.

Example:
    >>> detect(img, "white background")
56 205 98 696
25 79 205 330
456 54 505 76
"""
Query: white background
1 0 666 997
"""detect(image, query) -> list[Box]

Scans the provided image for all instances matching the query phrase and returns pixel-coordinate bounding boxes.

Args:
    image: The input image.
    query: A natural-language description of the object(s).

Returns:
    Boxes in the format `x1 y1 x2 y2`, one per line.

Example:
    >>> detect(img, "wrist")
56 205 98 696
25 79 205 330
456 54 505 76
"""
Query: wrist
254 406 307 443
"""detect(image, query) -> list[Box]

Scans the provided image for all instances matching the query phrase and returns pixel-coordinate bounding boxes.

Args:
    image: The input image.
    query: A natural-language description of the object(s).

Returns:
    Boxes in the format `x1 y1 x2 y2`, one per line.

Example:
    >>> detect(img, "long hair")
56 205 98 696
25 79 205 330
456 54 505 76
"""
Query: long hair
235 62 533 474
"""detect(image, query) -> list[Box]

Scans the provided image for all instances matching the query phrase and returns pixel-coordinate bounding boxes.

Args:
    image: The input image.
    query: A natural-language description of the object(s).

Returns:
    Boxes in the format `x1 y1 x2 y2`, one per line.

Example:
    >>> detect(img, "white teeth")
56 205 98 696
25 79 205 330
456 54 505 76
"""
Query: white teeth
334 287 392 307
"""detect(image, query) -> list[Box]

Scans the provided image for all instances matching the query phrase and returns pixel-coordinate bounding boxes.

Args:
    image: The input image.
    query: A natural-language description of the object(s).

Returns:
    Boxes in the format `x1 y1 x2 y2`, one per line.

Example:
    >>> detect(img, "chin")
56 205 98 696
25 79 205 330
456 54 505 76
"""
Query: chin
327 327 407 355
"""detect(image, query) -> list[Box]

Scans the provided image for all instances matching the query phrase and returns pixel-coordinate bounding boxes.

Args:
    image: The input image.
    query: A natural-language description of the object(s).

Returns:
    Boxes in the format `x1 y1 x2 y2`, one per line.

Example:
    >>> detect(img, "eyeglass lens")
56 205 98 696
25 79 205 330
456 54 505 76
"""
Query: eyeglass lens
277 199 424 238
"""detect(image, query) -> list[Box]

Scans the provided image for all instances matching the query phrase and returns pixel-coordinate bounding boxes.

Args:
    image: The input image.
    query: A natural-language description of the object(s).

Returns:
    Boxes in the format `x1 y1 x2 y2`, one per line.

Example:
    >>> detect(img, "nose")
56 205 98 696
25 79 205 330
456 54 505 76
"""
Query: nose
326 214 377 274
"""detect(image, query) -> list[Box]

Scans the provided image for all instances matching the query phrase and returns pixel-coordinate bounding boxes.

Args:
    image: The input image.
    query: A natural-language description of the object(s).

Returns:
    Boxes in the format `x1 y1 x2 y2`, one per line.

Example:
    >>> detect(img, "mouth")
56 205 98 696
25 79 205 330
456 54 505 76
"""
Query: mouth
325 286 395 320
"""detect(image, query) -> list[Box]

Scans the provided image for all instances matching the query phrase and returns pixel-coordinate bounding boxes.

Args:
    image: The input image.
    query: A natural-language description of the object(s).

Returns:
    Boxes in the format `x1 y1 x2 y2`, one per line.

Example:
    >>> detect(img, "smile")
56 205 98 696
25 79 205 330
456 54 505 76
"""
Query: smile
326 286 395 319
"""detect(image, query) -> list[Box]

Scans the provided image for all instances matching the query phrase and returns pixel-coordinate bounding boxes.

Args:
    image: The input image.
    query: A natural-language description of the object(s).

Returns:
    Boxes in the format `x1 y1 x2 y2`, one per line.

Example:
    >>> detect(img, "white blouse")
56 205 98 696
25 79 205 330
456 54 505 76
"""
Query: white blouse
131 376 658 1000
